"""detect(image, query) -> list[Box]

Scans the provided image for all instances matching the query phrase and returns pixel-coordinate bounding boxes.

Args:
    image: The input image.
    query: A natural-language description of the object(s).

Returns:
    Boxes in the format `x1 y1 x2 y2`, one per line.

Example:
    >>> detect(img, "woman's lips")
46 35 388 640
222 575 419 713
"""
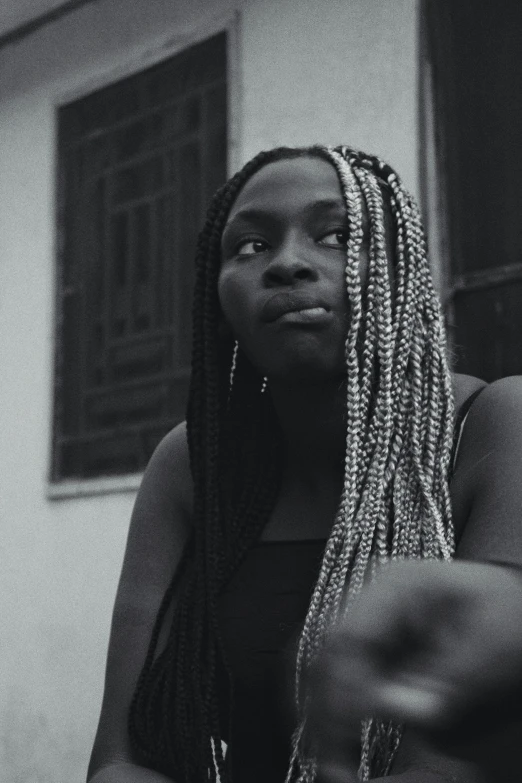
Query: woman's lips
276 307 330 324
261 292 331 323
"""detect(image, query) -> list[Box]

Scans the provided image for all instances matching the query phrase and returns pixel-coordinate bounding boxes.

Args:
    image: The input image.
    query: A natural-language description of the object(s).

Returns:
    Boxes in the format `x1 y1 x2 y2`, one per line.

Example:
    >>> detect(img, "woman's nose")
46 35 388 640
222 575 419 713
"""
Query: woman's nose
262 247 318 287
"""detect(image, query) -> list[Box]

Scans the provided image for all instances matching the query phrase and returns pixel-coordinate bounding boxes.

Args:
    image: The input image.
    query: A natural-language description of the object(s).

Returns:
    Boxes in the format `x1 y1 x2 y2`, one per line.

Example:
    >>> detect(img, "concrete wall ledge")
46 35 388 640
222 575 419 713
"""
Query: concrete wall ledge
47 472 142 500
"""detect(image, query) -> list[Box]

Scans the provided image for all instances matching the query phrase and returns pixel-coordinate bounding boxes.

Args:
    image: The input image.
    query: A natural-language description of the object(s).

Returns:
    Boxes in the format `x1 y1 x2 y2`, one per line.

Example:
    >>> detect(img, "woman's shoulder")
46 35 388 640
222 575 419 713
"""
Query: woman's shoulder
452 373 522 434
451 372 488 415
150 420 191 482
138 420 193 519
153 418 189 460
452 373 522 467
451 375 522 549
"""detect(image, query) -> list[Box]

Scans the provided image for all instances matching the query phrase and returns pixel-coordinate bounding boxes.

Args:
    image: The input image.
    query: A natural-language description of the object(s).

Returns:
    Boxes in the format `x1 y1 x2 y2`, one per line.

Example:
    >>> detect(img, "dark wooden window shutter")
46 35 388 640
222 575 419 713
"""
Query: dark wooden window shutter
52 33 227 479
425 0 522 380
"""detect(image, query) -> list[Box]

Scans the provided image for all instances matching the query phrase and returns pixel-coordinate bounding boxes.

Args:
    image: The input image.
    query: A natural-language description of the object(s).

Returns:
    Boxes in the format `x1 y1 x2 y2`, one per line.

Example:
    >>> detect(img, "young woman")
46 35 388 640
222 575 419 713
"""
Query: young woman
87 144 522 783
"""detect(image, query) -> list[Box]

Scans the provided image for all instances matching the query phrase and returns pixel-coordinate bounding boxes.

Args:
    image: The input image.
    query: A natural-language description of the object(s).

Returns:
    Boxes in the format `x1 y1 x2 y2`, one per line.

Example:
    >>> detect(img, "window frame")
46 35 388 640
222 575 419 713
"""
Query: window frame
420 0 522 381
47 13 241 499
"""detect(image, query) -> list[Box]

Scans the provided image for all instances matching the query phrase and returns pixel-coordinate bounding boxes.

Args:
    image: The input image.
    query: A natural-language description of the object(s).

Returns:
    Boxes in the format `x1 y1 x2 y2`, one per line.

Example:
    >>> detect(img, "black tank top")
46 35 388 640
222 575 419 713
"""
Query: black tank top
217 386 487 782
217 539 326 782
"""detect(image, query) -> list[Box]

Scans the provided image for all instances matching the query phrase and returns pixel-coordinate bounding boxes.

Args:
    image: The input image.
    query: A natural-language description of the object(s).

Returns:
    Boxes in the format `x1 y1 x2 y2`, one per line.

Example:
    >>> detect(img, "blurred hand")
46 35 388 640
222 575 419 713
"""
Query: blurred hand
308 560 522 779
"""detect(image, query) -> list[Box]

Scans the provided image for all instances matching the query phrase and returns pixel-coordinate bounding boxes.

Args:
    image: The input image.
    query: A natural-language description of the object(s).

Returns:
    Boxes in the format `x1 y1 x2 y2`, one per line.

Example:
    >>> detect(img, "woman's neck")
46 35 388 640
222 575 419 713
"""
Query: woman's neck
268 377 347 486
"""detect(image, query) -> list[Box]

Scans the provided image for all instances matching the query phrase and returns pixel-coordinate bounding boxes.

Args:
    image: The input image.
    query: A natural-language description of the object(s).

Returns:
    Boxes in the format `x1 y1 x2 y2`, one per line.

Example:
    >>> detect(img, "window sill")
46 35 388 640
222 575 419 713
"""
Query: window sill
47 472 144 500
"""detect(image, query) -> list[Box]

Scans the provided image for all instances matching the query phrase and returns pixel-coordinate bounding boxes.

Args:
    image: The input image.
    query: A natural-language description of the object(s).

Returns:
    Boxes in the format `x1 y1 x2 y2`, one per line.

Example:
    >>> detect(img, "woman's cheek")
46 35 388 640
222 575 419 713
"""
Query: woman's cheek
218 272 255 337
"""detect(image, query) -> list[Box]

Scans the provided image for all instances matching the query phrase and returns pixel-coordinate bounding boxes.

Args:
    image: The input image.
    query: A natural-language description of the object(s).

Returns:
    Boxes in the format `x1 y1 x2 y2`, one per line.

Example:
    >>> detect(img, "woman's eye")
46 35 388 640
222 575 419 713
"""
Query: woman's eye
320 230 349 248
235 238 269 256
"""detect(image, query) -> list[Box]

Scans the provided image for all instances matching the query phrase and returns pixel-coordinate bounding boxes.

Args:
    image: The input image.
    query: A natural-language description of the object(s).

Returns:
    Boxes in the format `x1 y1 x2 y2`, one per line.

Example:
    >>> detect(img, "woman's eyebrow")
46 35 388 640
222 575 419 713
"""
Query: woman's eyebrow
223 199 347 234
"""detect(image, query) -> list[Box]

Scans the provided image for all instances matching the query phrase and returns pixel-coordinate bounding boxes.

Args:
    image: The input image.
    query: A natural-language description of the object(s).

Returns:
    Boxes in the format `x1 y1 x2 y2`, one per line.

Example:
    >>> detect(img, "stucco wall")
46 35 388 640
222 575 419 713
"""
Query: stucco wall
241 0 419 188
0 1 419 780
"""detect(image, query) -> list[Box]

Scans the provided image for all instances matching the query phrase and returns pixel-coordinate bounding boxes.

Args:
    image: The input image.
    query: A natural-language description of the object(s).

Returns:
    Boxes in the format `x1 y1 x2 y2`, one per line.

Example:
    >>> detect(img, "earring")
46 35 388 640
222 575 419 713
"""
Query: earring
261 376 268 393
229 340 239 388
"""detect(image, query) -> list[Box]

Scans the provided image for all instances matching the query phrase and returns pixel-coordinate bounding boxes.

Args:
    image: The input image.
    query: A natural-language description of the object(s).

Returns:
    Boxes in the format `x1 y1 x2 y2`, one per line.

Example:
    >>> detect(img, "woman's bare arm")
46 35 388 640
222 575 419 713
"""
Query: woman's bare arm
87 422 193 783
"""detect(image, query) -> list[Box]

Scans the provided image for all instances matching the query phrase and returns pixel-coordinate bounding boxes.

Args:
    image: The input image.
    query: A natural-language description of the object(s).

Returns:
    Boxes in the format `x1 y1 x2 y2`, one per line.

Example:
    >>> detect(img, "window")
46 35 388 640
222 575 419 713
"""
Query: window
424 1 522 381
52 33 227 480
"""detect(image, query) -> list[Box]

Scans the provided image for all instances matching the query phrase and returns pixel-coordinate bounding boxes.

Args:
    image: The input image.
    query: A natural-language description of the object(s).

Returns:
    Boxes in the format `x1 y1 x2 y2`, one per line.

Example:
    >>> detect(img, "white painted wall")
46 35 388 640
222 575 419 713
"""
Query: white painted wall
0 1 419 780
241 0 420 190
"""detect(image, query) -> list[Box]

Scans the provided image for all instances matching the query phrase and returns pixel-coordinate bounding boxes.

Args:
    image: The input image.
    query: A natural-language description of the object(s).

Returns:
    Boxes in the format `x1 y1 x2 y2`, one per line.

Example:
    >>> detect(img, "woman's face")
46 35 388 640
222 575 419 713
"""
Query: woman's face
218 156 375 383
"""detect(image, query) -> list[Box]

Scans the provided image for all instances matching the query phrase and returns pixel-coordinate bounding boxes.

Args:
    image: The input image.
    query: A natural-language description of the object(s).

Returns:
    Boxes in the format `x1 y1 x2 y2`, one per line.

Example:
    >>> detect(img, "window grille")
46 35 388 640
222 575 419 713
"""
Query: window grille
425 1 522 381
52 33 227 480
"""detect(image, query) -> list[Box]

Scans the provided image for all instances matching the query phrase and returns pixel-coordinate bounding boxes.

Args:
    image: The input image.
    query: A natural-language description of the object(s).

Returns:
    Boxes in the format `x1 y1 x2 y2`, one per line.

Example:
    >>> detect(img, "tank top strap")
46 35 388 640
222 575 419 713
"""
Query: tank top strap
451 385 487 473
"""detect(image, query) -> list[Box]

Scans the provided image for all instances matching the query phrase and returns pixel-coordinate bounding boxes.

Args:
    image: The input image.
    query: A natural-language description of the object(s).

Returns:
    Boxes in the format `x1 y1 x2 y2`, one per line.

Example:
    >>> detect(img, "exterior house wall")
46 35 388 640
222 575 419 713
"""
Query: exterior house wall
0 1 419 779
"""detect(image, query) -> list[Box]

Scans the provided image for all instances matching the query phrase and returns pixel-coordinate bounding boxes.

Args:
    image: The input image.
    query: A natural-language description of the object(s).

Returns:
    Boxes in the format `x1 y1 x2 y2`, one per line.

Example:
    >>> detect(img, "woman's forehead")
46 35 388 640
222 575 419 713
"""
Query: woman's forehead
227 156 344 220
